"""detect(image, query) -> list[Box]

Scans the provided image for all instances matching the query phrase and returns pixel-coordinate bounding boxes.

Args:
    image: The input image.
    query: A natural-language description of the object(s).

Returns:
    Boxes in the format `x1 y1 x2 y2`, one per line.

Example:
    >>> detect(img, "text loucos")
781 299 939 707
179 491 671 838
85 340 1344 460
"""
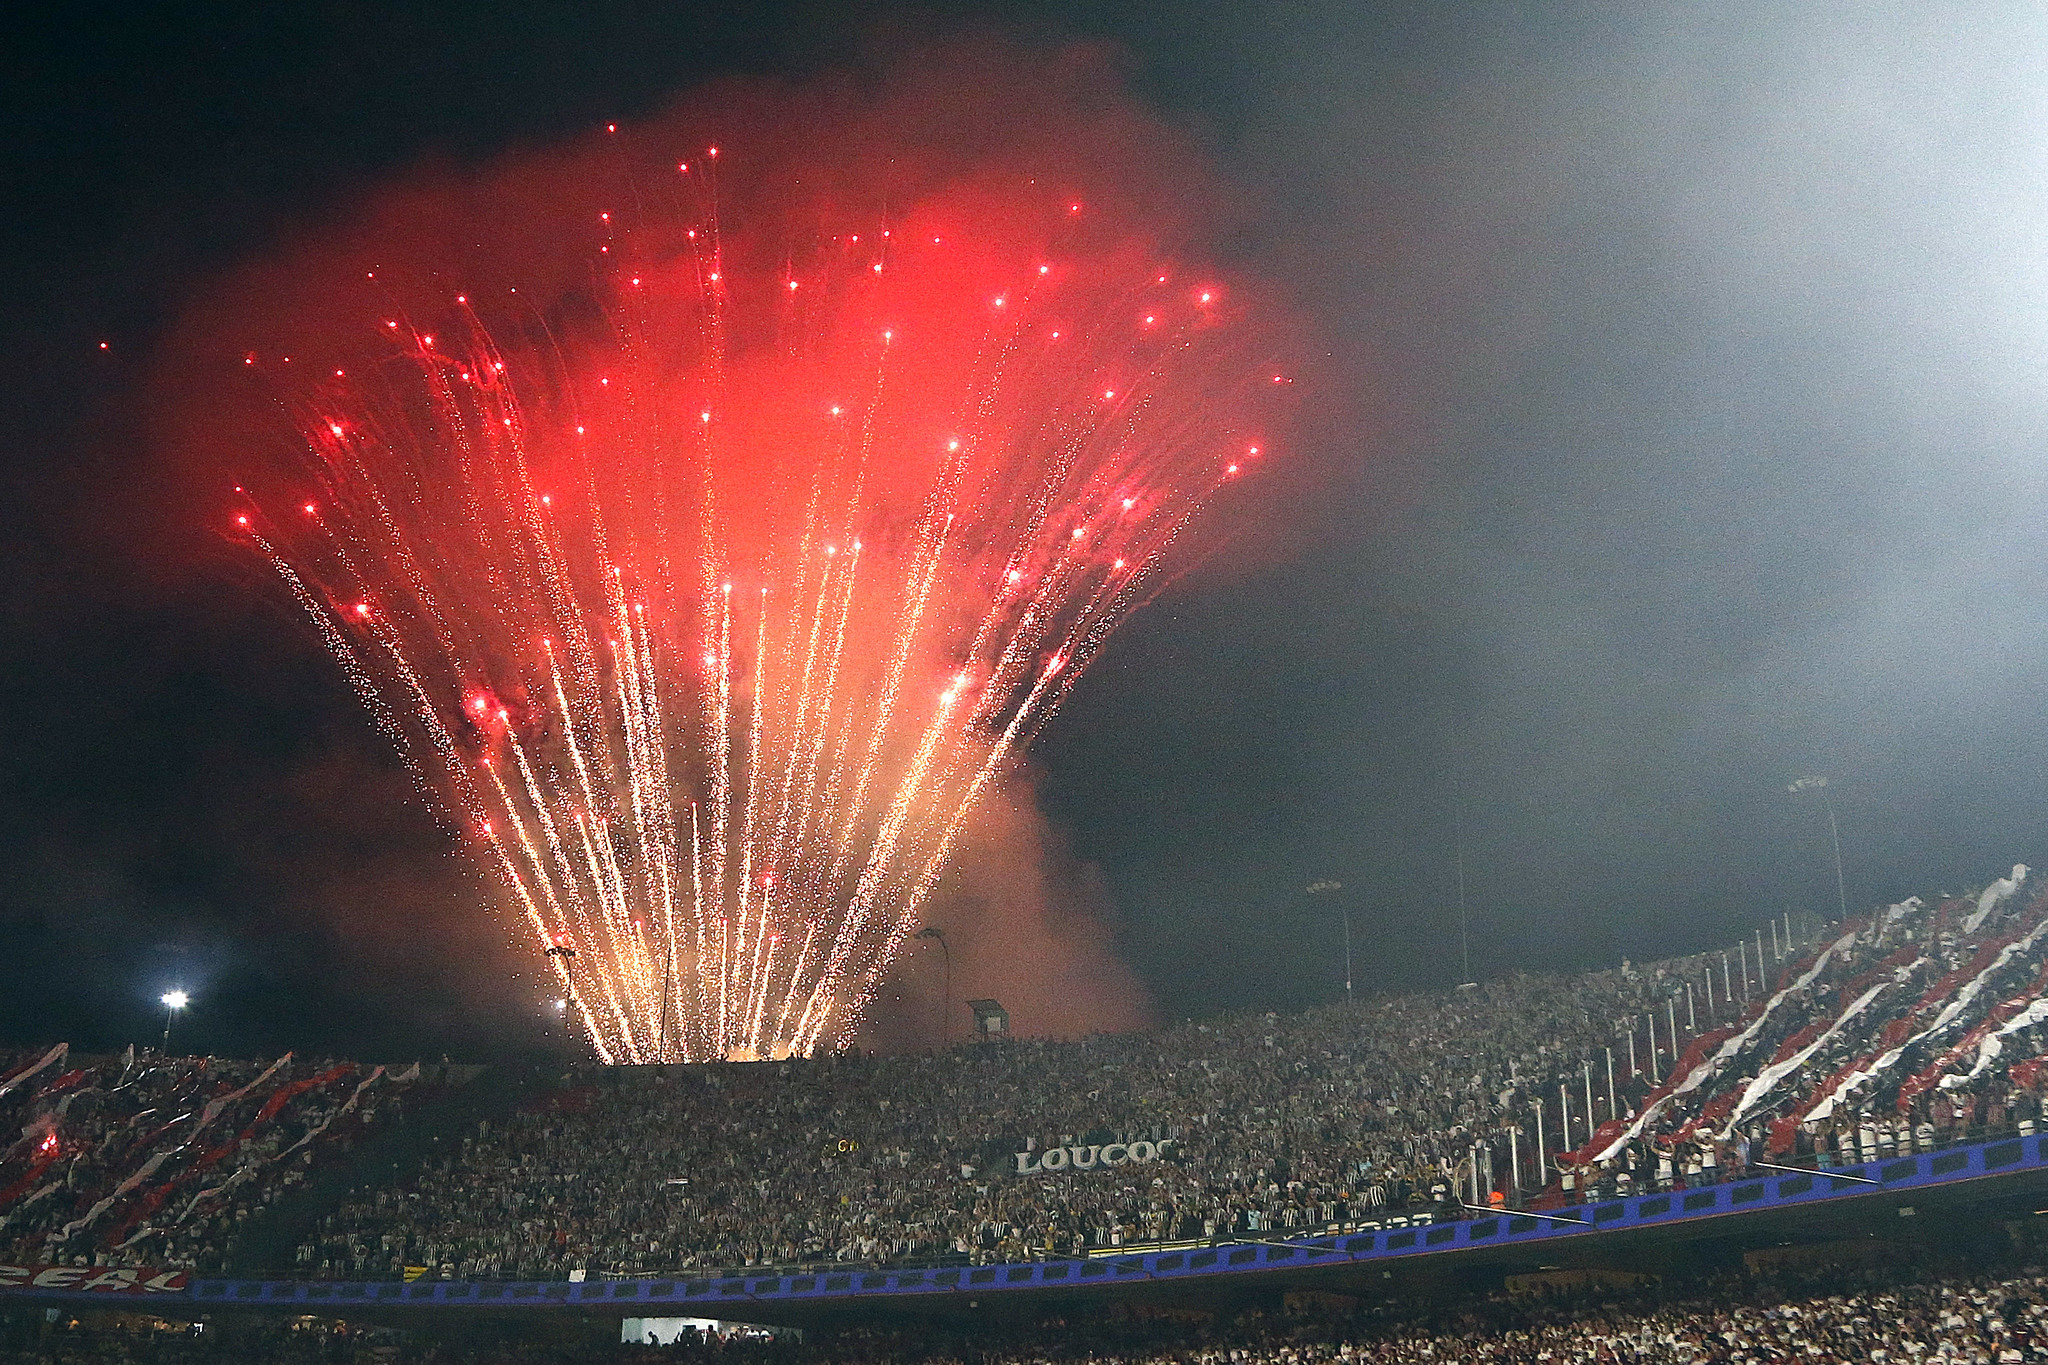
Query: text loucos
1014 1138 1175 1176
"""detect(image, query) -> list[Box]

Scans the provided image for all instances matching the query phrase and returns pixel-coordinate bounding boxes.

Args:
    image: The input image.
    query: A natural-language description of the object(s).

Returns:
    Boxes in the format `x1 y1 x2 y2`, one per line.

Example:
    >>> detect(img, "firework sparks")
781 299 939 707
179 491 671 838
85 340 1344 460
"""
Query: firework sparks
234 143 1287 1062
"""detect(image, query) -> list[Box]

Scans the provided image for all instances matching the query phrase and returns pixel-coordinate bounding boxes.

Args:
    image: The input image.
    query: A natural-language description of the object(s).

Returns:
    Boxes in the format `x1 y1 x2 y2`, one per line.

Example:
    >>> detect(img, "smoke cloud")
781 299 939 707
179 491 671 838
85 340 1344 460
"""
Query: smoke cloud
152 39 1290 1054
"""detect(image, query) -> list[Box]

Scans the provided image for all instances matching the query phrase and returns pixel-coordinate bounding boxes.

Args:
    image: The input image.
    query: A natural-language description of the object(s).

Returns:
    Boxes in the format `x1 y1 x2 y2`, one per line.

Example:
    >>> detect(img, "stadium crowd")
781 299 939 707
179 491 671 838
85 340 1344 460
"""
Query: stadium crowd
6 865 2047 1284
9 1256 2048 1362
0 1048 419 1274
274 865 2048 1281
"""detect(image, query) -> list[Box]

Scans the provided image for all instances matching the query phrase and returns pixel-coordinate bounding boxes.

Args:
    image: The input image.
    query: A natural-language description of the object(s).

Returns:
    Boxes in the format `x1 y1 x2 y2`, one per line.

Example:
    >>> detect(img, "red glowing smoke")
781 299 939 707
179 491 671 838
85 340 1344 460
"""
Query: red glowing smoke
163 42 1299 1055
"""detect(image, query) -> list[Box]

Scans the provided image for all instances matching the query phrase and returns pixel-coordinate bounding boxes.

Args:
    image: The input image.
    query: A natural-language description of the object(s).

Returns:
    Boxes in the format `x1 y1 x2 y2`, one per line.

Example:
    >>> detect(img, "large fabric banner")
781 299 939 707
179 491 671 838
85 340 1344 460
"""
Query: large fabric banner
1014 1138 1176 1175
0 1044 68 1099
0 1263 188 1294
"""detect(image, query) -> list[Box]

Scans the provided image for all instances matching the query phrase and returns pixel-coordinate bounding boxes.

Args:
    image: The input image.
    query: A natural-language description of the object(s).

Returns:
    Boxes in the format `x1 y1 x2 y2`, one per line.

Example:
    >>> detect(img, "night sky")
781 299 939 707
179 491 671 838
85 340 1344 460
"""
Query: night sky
9 3 2048 1061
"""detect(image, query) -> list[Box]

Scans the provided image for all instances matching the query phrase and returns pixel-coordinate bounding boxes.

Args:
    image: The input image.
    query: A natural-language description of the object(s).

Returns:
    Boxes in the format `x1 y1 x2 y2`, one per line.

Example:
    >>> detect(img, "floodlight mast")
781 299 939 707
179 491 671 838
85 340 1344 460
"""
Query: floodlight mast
914 926 951 1045
1787 775 1848 926
1307 880 1350 998
159 990 189 1052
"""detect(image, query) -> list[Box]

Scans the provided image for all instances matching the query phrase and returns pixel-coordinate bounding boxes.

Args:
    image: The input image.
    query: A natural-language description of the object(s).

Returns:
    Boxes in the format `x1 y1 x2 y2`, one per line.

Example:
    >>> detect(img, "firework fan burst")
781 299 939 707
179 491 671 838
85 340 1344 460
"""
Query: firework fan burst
226 95 1296 1063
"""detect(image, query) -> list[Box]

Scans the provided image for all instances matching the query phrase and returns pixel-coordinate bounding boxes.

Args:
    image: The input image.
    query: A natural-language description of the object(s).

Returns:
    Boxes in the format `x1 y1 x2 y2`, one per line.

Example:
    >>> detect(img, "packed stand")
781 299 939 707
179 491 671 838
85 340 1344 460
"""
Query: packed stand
1544 865 2048 1209
279 865 2048 1280
12 1256 2048 1362
0 1046 421 1274
289 970 1707 1278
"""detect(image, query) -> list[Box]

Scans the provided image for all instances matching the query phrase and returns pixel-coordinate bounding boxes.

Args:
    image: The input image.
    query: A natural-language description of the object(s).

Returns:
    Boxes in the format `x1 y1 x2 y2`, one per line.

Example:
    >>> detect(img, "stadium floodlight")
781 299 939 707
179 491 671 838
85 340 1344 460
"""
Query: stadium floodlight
914 926 951 1045
553 998 568 1013
1307 880 1352 999
159 990 189 1053
1786 774 1848 925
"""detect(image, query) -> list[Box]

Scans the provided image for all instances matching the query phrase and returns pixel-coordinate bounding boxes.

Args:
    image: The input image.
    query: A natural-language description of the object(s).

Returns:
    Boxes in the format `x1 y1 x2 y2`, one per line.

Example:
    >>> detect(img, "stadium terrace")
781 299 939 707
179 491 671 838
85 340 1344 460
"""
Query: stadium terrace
0 866 2041 1291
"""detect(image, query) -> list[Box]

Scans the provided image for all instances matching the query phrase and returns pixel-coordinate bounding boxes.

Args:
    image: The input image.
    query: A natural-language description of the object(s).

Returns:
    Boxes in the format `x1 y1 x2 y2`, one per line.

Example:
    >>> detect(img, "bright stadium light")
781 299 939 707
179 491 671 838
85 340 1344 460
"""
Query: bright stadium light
159 990 189 1053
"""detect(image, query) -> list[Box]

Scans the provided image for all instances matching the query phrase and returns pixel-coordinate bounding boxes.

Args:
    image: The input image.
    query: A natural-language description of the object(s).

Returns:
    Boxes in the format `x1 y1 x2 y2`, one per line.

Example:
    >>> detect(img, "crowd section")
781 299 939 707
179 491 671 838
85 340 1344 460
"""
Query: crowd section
0 1047 420 1273
10 1257 2048 1362
4 868 2044 1284
1549 865 2048 1207
278 865 2048 1282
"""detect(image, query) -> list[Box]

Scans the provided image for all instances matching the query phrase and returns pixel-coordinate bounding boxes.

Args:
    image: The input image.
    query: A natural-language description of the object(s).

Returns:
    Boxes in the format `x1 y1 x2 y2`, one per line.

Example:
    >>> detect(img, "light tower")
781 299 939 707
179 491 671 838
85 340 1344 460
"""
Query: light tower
159 990 189 1053
1787 775 1847 926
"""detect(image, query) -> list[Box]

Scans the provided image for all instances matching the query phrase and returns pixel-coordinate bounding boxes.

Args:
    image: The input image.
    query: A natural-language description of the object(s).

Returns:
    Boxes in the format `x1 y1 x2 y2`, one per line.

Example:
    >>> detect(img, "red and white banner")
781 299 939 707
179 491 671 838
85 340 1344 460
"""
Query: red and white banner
1584 926 1862 1165
0 1263 188 1294
0 1044 68 1099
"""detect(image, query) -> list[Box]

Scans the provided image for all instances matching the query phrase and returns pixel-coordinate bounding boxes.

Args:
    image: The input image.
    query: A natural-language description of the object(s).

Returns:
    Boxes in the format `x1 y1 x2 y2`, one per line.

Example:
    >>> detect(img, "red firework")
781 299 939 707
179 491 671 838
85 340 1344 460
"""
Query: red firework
231 131 1291 1063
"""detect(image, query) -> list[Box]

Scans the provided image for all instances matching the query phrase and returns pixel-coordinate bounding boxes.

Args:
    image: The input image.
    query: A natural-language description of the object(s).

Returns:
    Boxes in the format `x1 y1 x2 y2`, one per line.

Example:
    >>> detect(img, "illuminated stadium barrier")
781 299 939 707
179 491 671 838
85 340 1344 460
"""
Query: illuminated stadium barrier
9 1132 2046 1310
